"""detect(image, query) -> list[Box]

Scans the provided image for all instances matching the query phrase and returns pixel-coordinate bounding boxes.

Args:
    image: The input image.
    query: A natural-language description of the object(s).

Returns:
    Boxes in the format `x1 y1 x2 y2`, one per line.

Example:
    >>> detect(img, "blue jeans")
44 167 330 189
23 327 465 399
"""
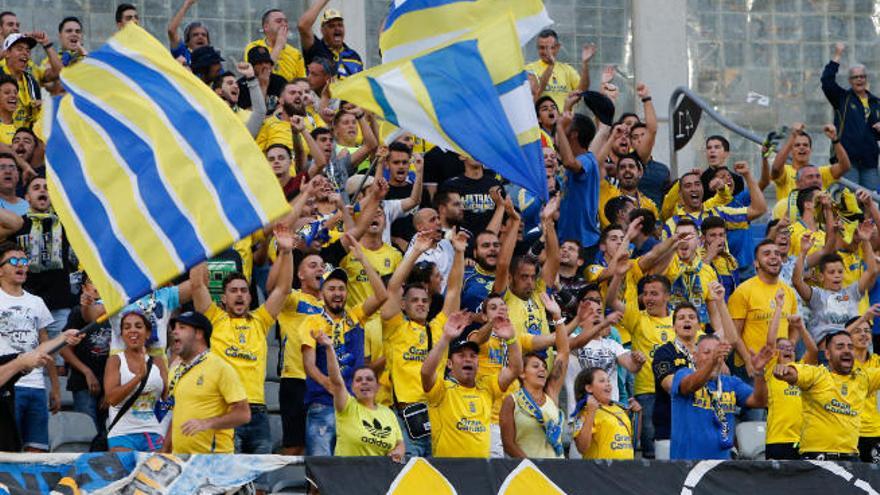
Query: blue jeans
72 389 104 433
15 386 49 451
234 408 273 454
395 410 432 457
635 394 655 459
845 165 880 192
47 308 71 366
305 402 336 456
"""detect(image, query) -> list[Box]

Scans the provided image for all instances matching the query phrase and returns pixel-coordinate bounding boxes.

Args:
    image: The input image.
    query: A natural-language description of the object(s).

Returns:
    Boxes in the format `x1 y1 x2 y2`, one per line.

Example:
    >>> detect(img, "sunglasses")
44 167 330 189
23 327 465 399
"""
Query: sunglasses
1 257 28 267
850 74 867 80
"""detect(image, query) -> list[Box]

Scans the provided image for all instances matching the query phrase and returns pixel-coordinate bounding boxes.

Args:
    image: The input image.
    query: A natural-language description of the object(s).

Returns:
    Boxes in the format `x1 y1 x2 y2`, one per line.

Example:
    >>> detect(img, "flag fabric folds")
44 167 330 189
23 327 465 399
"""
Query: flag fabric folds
44 24 290 315
334 15 547 202
379 0 552 63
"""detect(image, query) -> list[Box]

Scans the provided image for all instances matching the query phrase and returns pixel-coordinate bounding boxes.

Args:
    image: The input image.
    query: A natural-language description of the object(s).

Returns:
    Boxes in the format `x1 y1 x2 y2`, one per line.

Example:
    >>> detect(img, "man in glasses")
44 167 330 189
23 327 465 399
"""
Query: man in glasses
0 240 54 452
822 42 880 190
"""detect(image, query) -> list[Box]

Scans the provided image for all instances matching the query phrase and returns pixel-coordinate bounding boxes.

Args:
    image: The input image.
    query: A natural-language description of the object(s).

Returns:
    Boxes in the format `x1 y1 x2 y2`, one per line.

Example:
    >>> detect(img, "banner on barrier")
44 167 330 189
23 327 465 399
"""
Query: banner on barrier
0 453 299 495
306 457 880 495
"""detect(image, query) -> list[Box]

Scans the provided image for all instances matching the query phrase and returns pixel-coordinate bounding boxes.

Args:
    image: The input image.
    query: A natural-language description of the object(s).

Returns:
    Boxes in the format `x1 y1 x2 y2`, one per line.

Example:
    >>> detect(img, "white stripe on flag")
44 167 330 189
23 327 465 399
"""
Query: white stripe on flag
382 29 467 64
499 81 539 138
516 10 554 45
375 68 457 151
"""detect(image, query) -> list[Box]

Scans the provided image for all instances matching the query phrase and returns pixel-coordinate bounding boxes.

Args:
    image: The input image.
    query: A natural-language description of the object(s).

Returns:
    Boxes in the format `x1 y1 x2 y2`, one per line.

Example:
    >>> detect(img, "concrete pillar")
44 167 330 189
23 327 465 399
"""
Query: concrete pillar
631 0 694 177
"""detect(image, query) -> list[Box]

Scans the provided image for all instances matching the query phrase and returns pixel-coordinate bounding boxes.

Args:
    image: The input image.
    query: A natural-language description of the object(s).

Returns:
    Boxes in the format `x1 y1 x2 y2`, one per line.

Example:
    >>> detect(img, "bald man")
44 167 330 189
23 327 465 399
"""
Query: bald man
406 208 456 291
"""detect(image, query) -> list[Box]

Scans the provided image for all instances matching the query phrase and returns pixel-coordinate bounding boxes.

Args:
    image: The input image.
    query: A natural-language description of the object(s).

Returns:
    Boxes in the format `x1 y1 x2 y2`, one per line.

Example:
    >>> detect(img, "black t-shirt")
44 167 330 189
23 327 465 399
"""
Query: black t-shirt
386 183 431 242
424 148 464 186
557 273 588 322
438 173 501 236
651 341 695 440
14 216 76 310
0 353 22 451
63 307 111 393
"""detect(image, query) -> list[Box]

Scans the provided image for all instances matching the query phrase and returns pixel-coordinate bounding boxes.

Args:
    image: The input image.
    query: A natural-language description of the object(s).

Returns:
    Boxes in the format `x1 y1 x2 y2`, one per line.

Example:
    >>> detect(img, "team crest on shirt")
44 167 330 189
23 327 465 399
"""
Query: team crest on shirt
385 258 391 268
469 401 477 414
841 384 848 396
661 332 668 342
197 375 204 386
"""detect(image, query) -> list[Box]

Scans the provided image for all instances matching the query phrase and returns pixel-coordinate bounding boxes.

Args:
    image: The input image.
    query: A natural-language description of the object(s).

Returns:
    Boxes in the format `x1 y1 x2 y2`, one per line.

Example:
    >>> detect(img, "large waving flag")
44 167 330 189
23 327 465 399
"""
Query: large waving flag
334 15 547 201
44 24 290 314
380 0 552 63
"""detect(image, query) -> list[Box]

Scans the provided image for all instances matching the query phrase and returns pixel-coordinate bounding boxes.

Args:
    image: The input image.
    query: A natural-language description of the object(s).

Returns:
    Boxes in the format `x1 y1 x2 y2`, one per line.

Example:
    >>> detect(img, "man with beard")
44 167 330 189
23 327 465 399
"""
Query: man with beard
189 226 295 454
385 142 430 245
245 9 305 82
822 42 880 190
298 2 363 78
434 191 464 233
599 153 658 227
301 234 389 455
728 239 798 381
212 63 265 137
408 208 454 291
774 331 880 460
11 128 39 174
771 123 850 219
256 81 316 152
461 200 521 313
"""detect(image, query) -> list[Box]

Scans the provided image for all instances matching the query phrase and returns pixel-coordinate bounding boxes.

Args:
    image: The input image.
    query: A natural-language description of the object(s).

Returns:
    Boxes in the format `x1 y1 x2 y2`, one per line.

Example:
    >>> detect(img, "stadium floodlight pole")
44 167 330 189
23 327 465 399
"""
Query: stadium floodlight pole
667 85 878 201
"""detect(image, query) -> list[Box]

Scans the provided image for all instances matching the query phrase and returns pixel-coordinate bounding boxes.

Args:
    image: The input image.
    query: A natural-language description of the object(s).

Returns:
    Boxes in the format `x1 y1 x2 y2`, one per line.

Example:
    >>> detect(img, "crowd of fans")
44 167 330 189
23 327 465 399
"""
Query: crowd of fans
0 1 878 465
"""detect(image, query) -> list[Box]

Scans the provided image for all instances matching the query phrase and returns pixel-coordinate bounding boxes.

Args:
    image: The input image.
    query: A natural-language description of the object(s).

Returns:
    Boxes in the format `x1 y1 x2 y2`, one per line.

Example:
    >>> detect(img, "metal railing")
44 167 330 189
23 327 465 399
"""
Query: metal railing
666 86 877 200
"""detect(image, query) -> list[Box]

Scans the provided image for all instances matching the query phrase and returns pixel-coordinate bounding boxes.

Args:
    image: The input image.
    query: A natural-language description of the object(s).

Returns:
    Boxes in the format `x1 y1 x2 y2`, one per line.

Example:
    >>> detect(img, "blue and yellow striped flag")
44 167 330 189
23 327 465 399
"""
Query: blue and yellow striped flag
44 24 290 314
335 14 547 201
380 0 552 63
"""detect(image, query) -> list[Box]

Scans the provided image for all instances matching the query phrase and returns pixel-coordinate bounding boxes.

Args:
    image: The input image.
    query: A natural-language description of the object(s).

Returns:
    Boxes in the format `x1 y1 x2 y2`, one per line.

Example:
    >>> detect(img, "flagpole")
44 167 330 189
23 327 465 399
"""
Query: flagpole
46 313 111 355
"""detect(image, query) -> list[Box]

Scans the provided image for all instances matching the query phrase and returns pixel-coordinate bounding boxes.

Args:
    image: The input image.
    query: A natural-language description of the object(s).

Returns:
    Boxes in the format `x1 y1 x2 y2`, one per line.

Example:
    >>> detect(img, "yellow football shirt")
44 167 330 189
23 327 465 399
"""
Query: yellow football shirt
787 220 825 258
244 38 305 82
622 286 673 395
573 404 634 460
855 354 880 437
598 181 660 228
793 363 880 454
772 165 836 220
728 277 797 366
427 373 502 458
335 396 403 456
383 312 447 404
205 303 275 405
764 356 803 445
279 290 323 379
504 278 550 345
0 122 14 145
663 255 718 309
524 59 580 110
476 329 535 424
171 353 247 454
255 113 320 158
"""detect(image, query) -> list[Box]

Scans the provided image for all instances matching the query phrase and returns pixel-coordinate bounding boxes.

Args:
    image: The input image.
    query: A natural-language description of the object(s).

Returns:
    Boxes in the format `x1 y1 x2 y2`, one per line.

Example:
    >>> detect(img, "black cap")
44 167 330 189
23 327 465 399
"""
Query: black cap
169 310 213 343
191 45 224 70
247 45 273 66
448 336 480 357
322 266 348 286
581 90 615 126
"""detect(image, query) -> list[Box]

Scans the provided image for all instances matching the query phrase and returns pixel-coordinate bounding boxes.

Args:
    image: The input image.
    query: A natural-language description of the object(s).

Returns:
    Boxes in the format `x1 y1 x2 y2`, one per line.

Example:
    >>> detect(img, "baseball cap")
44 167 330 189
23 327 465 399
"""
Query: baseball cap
247 45 273 66
321 8 344 24
3 33 36 52
190 45 224 70
448 336 480 357
169 310 213 342
345 174 374 197
322 266 348 286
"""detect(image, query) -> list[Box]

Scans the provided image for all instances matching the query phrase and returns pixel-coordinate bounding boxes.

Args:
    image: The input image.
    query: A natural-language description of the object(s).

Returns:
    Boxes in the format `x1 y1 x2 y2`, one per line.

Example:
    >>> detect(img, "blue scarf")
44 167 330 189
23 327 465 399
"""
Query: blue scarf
514 387 563 456
670 259 710 324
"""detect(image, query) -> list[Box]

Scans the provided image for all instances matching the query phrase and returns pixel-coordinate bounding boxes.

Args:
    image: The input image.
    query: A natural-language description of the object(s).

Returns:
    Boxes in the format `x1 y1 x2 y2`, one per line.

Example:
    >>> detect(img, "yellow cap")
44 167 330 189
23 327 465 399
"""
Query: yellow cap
321 8 343 24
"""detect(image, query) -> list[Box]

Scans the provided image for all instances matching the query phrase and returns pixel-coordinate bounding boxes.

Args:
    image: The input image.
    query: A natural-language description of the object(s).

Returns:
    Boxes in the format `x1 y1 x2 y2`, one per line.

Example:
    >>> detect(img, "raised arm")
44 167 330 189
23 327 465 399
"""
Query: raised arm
491 200 521 294
595 124 625 167
555 112 581 173
485 187 506 236
493 316 523 393
398 152 424 212
422 311 471 393
315 330 349 412
242 64 266 137
765 289 786 349
744 345 774 408
792 233 814 302
678 342 728 396
734 161 767 220
349 111 378 166
791 315 818 365
381 232 431 320
824 124 851 179
821 43 847 105
167 0 196 48
297 0 329 53
443 229 469 315
857 221 879 293
542 293 568 401
188 262 212 313
540 196 561 288
536 55 555 97
771 124 801 181
573 395 600 455
0 208 23 240
264 224 295 318
758 143 772 191
344 234 388 317
576 43 596 93
634 83 657 163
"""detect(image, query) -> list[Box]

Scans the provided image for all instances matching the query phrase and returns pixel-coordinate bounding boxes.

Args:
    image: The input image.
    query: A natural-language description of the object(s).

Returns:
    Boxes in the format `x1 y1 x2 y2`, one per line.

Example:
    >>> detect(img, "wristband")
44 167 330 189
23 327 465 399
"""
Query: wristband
640 96 652 103
505 337 517 346
245 76 256 82
42 43 53 50
832 138 840 144
553 318 566 327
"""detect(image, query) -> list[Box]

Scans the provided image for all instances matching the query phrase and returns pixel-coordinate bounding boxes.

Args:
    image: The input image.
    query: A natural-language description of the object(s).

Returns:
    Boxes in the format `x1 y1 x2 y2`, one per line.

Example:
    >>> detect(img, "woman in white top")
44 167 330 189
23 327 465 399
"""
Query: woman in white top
103 309 167 452
499 294 569 459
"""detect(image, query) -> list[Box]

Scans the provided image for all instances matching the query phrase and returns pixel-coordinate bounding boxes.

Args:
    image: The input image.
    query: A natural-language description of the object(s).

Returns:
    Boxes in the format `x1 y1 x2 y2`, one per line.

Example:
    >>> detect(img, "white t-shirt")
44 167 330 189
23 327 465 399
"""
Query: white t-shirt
0 287 53 388
382 199 413 245
565 334 628 415
405 238 455 291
